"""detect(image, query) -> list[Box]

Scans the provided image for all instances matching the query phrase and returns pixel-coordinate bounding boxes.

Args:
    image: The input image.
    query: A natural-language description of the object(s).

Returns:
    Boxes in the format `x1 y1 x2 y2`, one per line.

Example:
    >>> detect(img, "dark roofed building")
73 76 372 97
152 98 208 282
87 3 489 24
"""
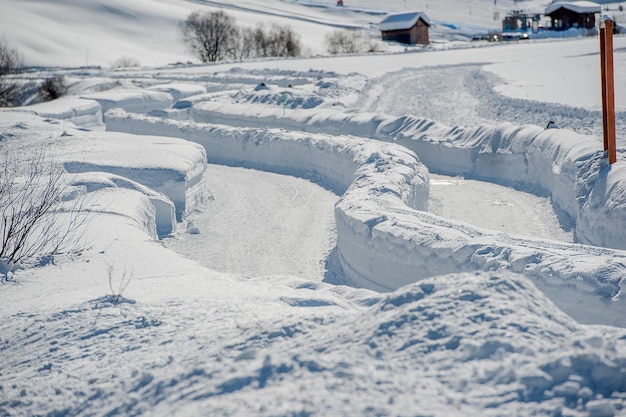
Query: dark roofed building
545 1 601 30
379 11 431 45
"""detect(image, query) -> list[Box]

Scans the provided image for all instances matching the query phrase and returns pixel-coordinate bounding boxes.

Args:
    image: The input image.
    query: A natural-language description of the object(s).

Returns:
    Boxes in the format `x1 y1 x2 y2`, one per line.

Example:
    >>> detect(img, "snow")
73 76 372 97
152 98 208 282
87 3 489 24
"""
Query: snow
165 164 337 279
427 173 574 242
545 1 603 15
378 11 432 31
2 0 626 416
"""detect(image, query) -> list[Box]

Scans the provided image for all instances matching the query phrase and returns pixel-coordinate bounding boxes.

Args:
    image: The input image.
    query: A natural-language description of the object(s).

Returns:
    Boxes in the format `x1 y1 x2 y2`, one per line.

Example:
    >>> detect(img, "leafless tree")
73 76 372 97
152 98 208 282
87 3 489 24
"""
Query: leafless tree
325 29 376 54
0 147 92 273
0 38 22 106
180 10 239 63
232 26 257 60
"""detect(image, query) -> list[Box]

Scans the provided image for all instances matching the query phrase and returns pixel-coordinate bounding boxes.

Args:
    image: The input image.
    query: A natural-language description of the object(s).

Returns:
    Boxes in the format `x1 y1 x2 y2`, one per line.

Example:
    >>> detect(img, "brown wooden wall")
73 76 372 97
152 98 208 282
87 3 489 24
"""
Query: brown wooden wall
547 9 596 30
381 19 429 45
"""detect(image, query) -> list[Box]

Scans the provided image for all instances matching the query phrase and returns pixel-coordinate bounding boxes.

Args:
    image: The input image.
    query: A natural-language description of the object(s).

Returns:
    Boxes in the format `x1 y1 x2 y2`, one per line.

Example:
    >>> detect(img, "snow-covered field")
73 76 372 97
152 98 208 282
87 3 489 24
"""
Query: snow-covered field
2 0 626 416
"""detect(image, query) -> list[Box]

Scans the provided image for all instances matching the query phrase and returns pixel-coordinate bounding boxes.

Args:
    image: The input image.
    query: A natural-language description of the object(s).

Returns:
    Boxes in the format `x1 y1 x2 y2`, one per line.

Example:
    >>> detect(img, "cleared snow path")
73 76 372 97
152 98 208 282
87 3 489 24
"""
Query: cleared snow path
165 164 572 283
165 164 337 280
358 64 624 140
428 174 573 242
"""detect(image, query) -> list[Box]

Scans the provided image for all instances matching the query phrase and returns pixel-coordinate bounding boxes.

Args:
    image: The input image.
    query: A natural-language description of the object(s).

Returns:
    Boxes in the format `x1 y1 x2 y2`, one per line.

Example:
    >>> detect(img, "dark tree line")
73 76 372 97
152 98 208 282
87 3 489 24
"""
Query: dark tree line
180 10 301 63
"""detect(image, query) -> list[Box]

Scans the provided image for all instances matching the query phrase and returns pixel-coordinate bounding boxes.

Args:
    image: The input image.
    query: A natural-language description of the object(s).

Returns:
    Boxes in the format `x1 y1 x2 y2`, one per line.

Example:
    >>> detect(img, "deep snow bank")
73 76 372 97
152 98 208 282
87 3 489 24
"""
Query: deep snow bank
59 130 208 222
81 89 173 114
147 83 208 102
192 101 626 251
106 110 626 327
17 87 180 130
0 112 209 237
69 172 177 238
6 268 626 417
105 109 422 198
22 96 104 129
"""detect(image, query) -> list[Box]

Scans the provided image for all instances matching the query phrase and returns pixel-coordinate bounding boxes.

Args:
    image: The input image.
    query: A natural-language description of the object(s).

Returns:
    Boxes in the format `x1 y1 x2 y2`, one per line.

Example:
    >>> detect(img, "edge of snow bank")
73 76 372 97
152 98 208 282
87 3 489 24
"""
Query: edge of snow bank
106 109 626 327
192 102 626 251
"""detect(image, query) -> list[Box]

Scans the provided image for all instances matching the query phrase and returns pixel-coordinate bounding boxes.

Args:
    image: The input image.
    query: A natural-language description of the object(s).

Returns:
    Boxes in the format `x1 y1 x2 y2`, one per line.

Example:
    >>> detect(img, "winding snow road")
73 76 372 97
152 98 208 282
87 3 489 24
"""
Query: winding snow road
165 165 572 280
162 44 597 281
165 164 338 280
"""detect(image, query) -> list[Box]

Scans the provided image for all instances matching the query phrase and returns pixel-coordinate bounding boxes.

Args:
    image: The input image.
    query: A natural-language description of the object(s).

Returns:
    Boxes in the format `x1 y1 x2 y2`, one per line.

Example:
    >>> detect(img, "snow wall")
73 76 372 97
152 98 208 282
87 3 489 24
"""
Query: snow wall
106 109 626 327
191 102 626 251
69 171 178 239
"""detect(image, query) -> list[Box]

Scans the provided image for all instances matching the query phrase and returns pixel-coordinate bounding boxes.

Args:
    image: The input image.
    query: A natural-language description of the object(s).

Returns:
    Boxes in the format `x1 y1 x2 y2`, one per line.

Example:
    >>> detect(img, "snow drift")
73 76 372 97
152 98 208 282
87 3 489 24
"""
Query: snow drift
106 109 626 327
191 99 626 251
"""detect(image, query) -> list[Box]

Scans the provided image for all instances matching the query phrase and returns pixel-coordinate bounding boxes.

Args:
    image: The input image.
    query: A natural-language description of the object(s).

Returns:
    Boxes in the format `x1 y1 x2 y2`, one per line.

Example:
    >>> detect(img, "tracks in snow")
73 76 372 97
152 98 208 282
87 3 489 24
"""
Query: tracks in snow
356 64 626 140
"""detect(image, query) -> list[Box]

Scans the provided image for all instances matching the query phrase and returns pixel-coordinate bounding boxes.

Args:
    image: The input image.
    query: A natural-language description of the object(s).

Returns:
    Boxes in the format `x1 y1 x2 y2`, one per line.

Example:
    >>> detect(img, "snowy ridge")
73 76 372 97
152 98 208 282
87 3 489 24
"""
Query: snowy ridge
105 108 420 198
190 99 626 250
0 111 208 237
80 89 173 114
70 171 177 238
106 109 626 327
5 268 626 416
60 130 208 222
23 96 103 129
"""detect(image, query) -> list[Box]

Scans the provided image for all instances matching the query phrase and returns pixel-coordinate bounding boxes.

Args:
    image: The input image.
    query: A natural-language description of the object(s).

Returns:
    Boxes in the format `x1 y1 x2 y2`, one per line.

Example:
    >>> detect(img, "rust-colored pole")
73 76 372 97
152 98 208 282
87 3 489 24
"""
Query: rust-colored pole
600 24 609 153
602 19 617 164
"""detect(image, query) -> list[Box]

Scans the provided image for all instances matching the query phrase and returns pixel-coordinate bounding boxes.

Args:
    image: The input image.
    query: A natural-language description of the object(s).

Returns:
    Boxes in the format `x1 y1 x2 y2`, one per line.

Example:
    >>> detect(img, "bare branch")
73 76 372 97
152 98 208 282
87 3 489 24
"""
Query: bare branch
0 146 93 271
0 37 22 106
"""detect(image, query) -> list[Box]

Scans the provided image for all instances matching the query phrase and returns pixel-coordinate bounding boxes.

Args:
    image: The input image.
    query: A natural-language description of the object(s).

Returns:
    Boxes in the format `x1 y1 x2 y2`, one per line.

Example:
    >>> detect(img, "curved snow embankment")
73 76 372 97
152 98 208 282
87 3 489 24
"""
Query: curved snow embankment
106 109 626 327
61 130 208 224
69 173 172 240
21 85 198 129
21 96 104 129
105 109 421 197
81 89 173 114
147 83 208 102
0 111 202 239
192 101 626 251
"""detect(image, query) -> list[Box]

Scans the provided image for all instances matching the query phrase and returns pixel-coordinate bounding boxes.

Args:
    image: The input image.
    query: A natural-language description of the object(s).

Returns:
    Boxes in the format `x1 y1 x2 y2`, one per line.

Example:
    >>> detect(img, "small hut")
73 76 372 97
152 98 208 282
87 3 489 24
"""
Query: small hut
544 1 601 30
379 11 431 45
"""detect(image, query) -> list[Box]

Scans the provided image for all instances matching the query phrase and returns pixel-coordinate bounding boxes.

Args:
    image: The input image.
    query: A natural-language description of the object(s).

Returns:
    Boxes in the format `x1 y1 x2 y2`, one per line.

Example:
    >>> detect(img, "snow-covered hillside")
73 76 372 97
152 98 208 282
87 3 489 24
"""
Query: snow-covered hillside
2 0 626 416
6 0 620 67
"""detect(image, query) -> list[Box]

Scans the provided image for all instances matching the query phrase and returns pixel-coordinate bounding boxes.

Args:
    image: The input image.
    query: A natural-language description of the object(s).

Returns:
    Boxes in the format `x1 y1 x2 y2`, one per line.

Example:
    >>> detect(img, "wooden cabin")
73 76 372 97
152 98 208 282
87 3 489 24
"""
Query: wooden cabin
379 11 431 45
544 1 601 30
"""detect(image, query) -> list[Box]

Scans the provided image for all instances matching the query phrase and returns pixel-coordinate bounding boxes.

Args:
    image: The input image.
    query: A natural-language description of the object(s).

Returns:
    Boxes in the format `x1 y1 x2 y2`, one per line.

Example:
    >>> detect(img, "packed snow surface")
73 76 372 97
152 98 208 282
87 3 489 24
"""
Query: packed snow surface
2 0 626 416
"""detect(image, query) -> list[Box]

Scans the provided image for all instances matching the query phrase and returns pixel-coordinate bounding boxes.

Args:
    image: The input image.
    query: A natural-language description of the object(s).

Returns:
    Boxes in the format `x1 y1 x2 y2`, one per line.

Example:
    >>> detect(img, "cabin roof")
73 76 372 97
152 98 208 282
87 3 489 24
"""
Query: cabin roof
379 11 431 31
545 1 601 15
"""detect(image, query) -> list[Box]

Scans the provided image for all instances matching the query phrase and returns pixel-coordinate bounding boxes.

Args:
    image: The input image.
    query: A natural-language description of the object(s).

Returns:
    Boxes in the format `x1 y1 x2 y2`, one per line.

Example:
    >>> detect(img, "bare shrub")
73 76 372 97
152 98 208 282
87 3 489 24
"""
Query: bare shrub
233 26 258 60
325 29 375 54
111 56 141 69
38 76 67 101
0 147 92 274
107 263 133 304
180 10 238 63
0 38 22 106
264 23 301 57
234 23 302 60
